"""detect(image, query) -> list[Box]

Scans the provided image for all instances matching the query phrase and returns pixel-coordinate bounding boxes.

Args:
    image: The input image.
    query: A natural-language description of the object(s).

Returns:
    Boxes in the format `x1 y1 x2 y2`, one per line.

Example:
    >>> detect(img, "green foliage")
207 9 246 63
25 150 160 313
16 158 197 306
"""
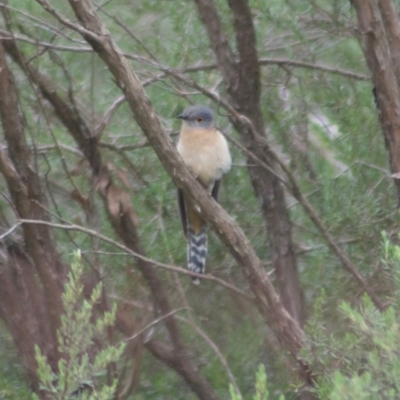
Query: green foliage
32 251 125 400
0 0 399 398
253 365 269 400
301 235 400 399
229 365 285 400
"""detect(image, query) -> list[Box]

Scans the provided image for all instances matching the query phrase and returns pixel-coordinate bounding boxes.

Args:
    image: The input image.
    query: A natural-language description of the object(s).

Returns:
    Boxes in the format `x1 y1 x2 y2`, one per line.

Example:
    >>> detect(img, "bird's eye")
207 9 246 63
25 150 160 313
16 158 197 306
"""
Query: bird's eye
196 118 203 123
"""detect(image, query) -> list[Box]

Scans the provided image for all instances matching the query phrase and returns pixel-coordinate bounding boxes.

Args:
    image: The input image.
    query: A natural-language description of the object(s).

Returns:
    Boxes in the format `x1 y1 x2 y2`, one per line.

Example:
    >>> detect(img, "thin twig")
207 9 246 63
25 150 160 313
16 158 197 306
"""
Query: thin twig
16 219 253 302
0 30 369 81
178 315 243 397
122 308 189 343
135 55 384 310
34 0 99 41
0 221 21 240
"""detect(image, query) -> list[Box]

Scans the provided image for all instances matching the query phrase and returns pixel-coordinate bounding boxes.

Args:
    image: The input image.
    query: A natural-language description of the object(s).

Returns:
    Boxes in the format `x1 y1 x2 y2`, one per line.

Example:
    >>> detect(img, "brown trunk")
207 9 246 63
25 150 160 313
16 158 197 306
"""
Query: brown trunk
0 41 65 396
62 0 312 384
3 34 220 400
193 0 306 325
352 0 400 204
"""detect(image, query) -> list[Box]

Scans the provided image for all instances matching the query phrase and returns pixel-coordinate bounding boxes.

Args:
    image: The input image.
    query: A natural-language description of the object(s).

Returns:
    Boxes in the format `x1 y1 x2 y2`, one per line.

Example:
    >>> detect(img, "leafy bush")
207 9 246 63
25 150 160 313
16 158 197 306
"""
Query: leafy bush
302 233 400 399
32 251 125 400
229 364 285 400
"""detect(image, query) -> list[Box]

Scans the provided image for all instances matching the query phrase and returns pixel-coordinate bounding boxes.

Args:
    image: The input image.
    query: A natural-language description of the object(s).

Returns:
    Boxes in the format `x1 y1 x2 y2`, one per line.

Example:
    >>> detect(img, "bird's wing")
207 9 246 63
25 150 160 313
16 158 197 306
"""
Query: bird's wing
177 188 188 238
211 179 221 202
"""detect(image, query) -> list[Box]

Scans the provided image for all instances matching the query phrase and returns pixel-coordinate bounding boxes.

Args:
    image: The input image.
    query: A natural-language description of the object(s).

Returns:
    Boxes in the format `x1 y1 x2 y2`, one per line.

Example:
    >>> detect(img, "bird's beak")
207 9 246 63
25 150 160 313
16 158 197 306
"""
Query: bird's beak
177 114 187 120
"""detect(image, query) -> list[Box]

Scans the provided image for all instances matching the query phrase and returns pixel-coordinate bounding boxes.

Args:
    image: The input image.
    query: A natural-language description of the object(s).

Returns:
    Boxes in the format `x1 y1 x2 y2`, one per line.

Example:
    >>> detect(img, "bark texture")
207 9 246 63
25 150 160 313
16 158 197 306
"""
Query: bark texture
192 0 307 326
0 41 65 394
63 0 311 383
352 0 400 204
3 37 220 400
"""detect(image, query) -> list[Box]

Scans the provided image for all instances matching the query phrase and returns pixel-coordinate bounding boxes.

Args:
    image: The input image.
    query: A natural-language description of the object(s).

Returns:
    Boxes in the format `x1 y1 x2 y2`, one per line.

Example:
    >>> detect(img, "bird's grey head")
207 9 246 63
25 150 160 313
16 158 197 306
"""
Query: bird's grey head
177 105 215 129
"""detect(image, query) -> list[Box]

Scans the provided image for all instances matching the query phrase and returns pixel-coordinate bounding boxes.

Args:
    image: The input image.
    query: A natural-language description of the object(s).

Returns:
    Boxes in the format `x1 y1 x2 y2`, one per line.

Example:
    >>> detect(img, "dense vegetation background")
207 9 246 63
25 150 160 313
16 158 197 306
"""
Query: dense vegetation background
0 0 400 399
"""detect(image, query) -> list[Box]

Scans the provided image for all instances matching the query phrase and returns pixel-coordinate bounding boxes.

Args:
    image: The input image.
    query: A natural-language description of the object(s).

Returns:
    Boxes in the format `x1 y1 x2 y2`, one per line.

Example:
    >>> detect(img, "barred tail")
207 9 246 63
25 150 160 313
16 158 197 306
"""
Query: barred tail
188 227 207 285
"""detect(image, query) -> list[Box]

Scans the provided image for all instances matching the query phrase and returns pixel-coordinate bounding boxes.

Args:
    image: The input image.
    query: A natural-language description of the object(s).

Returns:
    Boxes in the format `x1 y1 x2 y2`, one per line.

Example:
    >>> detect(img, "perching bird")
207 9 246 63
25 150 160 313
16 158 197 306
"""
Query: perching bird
176 105 231 284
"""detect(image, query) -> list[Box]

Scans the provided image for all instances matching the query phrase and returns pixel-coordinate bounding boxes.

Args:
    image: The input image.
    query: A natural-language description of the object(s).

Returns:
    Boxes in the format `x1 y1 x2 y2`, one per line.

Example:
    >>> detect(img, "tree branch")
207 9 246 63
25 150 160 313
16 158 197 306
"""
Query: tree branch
0 39 66 391
51 0 312 381
8 16 221 398
7 219 250 301
352 0 400 204
0 30 369 80
130 55 383 312
193 0 307 329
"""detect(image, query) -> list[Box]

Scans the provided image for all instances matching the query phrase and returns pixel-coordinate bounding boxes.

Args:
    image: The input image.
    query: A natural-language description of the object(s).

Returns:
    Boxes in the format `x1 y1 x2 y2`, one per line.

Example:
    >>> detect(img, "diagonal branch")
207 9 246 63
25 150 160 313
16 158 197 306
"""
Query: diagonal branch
0 39 66 391
9 219 250 300
0 41 64 329
40 0 314 383
193 0 307 327
123 55 383 311
7 22 221 399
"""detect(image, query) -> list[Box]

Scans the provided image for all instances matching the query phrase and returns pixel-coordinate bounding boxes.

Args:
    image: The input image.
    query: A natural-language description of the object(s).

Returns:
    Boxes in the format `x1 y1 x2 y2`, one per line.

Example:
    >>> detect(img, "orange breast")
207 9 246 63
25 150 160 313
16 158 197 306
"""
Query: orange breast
177 126 231 188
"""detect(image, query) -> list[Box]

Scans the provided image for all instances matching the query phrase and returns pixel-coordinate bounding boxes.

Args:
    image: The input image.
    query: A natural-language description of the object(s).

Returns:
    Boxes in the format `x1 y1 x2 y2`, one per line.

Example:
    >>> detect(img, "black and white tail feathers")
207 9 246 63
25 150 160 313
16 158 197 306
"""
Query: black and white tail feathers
188 226 207 285
178 180 221 284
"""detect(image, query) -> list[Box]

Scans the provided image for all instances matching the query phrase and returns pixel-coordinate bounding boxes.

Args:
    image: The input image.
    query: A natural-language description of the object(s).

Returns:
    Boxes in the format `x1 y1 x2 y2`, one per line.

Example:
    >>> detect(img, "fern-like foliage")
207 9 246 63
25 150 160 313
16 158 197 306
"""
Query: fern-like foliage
32 251 125 400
